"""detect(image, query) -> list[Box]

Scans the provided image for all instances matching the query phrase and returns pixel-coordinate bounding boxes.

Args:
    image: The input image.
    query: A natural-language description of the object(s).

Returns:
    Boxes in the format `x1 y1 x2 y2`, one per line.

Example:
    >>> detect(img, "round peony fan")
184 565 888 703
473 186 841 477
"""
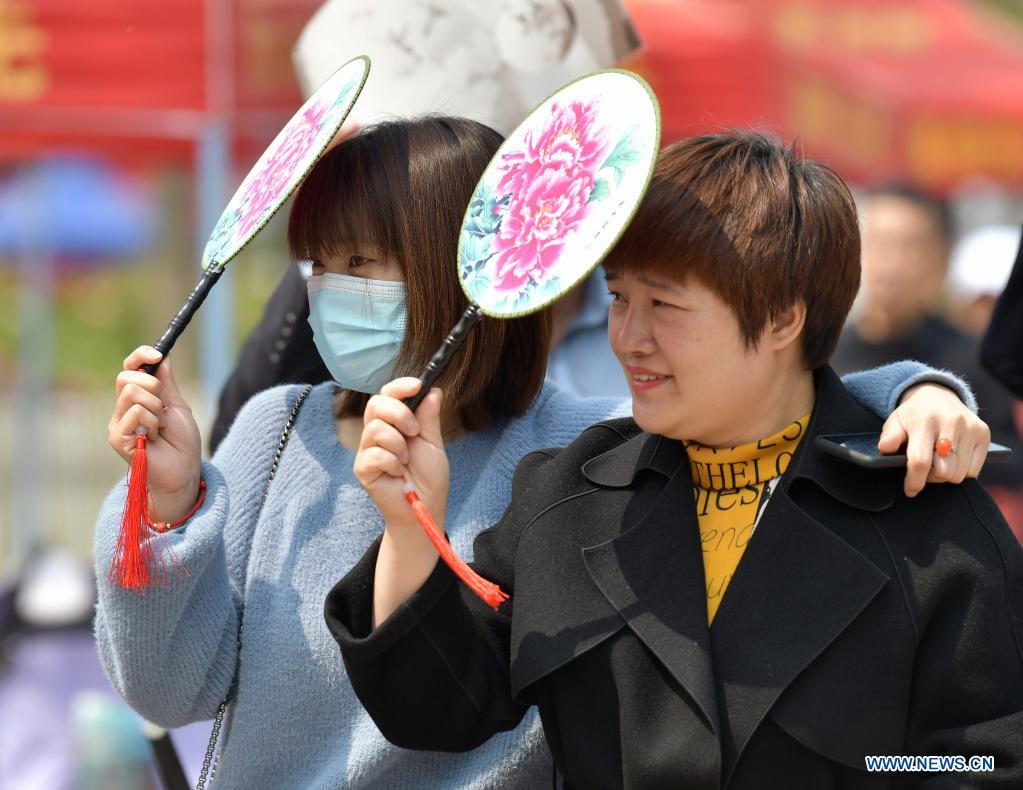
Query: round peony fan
110 56 370 593
401 68 660 610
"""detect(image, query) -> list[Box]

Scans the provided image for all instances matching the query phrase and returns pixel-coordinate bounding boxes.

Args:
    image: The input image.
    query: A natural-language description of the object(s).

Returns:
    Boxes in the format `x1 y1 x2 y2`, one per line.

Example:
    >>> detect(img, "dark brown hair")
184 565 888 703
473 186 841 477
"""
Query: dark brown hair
605 131 860 369
288 116 551 429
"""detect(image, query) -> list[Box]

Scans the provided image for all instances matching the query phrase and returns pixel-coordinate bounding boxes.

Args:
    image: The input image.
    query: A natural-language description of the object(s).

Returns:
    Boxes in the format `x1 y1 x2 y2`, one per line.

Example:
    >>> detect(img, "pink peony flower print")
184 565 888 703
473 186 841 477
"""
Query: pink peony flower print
491 164 594 292
486 98 613 294
235 101 330 239
496 99 611 199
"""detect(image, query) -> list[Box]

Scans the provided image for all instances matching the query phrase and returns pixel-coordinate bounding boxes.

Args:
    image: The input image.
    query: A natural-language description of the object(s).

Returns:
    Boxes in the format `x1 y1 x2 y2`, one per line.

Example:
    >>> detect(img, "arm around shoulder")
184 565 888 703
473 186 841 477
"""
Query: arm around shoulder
840 359 977 418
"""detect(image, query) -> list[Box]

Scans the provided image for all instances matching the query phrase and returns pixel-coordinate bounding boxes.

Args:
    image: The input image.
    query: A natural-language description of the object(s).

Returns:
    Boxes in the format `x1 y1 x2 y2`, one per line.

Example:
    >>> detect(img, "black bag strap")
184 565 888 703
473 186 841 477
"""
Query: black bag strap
194 383 313 790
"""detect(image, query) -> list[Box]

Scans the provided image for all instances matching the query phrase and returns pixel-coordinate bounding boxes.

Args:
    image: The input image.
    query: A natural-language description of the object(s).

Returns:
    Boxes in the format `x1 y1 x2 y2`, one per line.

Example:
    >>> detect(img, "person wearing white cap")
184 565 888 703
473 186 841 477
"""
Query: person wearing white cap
948 224 1023 339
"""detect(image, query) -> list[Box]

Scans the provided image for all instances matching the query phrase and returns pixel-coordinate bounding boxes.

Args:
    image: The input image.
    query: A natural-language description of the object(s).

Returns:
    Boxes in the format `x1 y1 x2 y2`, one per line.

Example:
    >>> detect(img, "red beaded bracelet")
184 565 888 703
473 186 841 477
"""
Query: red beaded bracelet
146 480 207 533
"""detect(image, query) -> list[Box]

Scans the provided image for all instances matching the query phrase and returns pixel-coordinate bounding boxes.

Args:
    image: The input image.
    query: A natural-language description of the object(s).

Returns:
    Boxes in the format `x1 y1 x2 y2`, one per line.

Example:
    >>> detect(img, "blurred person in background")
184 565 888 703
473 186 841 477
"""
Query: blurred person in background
831 184 959 369
831 185 1023 512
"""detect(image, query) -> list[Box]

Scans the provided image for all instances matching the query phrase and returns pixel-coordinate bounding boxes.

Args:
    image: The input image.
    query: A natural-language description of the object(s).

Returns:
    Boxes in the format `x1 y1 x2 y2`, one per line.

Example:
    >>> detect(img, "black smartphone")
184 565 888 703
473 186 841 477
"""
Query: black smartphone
814 433 1014 469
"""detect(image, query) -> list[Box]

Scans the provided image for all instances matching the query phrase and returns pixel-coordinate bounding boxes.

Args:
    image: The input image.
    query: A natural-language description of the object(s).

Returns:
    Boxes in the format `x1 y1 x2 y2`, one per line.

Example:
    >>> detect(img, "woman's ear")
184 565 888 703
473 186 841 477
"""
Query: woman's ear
770 300 807 352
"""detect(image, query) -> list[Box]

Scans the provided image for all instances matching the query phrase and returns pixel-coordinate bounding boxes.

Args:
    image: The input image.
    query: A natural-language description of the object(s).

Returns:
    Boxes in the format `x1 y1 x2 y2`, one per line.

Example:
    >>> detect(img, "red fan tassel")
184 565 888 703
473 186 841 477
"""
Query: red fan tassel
109 434 189 592
402 480 509 611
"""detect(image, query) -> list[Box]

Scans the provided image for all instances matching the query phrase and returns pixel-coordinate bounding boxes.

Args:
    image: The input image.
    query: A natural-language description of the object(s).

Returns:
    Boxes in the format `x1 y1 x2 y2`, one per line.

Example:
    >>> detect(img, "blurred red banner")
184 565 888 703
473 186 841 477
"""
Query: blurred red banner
0 0 320 163
626 0 1023 191
6 0 1023 190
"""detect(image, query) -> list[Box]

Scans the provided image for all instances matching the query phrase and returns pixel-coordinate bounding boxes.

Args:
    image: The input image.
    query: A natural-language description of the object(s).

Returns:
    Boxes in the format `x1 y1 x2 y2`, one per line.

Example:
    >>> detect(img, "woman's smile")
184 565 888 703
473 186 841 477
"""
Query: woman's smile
625 364 673 392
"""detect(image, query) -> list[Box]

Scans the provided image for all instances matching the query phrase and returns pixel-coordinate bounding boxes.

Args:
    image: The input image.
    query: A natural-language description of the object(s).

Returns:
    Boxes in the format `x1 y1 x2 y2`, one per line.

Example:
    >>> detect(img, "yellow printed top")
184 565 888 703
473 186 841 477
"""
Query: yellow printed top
685 415 810 624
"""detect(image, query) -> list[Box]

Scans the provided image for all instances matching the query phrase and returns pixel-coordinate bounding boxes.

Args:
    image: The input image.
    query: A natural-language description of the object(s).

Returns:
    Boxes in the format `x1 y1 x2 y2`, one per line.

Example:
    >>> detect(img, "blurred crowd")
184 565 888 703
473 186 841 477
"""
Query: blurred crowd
831 186 1023 536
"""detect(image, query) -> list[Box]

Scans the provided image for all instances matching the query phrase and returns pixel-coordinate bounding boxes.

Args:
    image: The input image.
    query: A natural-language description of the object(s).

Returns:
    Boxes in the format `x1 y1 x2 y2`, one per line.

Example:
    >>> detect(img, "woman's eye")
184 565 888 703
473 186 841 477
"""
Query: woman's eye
349 254 378 269
607 291 623 302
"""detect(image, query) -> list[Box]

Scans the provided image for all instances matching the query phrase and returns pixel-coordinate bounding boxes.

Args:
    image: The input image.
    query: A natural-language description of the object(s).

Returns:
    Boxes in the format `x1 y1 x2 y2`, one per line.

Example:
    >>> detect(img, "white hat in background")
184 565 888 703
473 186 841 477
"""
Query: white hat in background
949 224 1022 303
292 0 642 132
14 550 95 628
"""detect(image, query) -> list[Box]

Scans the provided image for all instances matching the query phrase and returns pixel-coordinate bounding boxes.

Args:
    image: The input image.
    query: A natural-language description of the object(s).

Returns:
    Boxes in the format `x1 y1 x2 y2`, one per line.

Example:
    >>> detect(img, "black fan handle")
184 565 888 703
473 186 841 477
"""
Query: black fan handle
141 265 225 374
404 303 484 412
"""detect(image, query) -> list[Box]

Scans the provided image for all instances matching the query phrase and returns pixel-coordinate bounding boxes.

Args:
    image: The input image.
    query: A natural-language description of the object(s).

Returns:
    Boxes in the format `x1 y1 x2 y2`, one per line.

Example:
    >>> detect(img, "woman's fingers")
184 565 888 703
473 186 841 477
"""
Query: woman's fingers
115 368 162 400
153 356 190 410
410 388 445 448
364 387 421 438
967 443 987 480
109 404 162 459
120 346 190 409
111 380 166 429
378 376 424 401
354 445 407 485
923 415 964 485
927 413 989 484
888 382 993 495
877 416 909 456
902 417 937 497
950 420 974 484
360 419 411 465
123 345 163 373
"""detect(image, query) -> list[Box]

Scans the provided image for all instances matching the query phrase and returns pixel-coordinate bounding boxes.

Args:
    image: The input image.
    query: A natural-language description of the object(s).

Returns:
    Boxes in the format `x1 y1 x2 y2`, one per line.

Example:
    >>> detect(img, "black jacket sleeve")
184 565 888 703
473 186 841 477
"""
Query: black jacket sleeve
981 226 1023 401
902 483 1023 787
209 265 331 453
324 452 556 752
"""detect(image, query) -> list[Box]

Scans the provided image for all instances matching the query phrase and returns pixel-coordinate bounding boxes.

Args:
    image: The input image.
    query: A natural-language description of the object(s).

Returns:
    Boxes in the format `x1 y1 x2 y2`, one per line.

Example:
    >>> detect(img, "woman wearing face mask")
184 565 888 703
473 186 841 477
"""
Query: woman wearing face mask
99 118 986 789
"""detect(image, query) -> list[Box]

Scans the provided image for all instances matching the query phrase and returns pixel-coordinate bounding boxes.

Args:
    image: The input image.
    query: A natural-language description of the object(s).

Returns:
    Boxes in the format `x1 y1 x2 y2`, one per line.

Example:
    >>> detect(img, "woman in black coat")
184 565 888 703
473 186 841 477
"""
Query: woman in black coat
326 132 1023 788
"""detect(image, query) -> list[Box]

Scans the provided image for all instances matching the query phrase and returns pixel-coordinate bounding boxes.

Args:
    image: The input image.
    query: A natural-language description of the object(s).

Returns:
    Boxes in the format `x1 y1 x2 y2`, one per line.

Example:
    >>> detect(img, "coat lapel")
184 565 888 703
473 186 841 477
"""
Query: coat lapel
573 368 900 784
709 369 894 781
582 455 721 735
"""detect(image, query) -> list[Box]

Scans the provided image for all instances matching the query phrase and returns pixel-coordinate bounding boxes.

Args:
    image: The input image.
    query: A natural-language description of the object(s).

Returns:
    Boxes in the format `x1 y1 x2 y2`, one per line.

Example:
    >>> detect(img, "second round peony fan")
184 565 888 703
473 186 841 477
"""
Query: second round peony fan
401 68 661 609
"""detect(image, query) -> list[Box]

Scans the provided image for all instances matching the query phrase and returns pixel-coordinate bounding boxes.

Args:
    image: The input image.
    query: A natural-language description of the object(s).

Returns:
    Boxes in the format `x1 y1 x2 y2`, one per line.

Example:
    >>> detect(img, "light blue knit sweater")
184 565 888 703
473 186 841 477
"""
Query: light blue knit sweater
93 362 972 789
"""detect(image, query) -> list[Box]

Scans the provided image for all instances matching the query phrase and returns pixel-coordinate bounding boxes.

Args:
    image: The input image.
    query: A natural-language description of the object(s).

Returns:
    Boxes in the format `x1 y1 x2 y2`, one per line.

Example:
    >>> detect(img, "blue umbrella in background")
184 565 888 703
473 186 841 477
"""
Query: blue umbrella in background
0 156 156 573
0 156 155 265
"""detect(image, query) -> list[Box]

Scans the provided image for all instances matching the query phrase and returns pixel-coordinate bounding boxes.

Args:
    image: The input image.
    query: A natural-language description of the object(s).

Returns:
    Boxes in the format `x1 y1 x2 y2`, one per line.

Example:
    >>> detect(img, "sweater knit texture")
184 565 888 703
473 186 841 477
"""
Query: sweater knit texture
93 361 969 789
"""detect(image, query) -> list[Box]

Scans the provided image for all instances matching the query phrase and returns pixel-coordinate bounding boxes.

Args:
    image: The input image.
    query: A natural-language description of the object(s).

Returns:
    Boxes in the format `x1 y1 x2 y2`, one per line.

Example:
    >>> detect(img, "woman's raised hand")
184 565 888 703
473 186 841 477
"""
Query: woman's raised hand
108 346 202 522
354 377 451 627
354 377 450 529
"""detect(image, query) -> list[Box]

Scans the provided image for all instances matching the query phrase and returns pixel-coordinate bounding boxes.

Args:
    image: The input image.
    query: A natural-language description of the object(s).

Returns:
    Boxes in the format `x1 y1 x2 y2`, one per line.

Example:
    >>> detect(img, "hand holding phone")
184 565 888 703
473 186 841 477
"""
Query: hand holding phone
815 433 1013 469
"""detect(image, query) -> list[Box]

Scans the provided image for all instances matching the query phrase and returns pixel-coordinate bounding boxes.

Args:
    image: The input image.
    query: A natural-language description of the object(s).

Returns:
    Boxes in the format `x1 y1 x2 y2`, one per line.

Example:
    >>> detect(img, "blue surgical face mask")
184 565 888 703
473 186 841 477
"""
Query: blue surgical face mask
306 272 407 394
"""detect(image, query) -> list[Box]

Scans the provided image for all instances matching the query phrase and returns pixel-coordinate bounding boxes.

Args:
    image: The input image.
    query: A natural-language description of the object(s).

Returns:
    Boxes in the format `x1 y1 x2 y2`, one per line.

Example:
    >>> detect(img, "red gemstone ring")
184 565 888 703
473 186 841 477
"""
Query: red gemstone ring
935 437 955 457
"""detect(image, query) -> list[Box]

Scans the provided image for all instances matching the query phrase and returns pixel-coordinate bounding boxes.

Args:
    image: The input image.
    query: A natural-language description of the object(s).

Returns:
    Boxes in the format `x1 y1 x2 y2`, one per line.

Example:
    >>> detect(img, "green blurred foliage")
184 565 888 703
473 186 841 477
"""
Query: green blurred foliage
0 169 291 394
981 0 1023 22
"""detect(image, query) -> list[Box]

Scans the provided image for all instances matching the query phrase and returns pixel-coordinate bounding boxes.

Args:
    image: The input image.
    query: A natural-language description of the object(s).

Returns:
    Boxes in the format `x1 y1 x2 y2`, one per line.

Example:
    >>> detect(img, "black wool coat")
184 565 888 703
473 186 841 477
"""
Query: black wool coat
326 367 1023 789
